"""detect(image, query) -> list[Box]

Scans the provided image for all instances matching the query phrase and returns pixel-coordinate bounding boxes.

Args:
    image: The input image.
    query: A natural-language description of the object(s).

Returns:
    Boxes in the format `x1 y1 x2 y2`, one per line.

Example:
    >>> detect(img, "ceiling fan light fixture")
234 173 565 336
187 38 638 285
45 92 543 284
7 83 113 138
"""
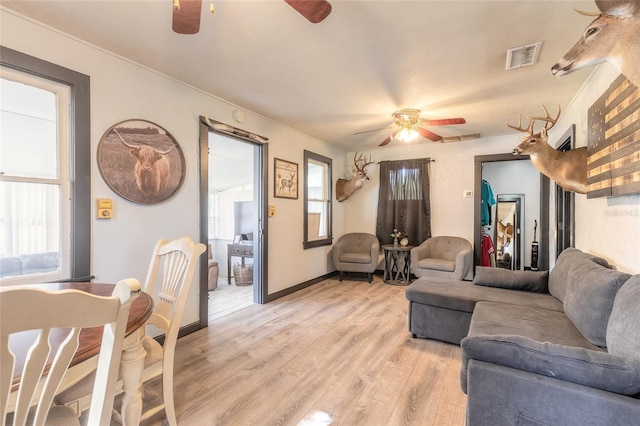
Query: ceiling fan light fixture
395 127 419 143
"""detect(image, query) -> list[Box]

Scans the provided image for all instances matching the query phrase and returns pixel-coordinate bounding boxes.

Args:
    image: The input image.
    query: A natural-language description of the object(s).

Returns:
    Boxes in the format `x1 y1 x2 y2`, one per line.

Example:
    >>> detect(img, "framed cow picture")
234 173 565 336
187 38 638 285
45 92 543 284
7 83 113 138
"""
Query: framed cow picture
97 120 185 204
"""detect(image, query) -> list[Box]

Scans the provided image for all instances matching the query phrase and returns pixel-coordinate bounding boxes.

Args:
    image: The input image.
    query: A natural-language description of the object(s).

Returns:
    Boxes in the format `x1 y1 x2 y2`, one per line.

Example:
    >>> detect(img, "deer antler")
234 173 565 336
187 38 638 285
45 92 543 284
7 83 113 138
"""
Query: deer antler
506 104 561 135
506 113 535 135
528 104 561 132
354 152 374 171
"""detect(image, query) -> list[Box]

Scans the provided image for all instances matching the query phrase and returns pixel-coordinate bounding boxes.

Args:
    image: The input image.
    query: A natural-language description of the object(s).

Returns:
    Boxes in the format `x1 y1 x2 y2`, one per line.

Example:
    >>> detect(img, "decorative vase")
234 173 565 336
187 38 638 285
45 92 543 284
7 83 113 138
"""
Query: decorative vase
393 237 398 247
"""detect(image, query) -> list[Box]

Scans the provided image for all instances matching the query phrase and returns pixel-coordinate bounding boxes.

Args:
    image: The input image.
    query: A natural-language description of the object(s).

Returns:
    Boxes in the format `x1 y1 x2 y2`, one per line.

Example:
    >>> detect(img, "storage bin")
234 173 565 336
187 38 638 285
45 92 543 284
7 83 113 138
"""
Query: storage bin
233 263 253 286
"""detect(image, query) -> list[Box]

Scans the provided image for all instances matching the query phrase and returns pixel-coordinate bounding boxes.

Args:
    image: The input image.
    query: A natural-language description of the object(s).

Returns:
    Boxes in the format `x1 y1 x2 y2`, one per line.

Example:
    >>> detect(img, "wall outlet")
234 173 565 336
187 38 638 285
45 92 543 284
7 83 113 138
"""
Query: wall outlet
463 190 473 198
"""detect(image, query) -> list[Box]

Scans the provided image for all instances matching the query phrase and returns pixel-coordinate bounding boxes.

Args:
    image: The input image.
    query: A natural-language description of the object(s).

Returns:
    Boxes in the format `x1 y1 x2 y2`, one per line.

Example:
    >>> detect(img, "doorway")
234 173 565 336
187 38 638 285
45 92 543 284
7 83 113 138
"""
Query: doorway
198 118 268 328
474 153 550 273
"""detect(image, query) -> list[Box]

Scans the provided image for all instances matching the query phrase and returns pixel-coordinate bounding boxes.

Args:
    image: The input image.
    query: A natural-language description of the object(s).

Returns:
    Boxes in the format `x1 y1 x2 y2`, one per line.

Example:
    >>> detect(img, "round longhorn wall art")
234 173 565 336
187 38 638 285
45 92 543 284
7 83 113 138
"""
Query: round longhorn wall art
97 120 186 205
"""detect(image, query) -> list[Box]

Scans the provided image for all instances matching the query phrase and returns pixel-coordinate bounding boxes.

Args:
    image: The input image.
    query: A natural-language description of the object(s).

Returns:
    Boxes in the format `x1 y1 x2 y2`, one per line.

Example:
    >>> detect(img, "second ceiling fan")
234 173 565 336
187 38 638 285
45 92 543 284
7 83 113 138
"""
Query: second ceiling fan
172 0 332 34
356 109 467 146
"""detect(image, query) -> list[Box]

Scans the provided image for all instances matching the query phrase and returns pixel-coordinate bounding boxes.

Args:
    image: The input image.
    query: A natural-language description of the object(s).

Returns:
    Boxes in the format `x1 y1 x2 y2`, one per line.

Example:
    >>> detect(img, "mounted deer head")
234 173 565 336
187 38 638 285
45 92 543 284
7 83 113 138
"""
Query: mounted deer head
336 152 374 202
551 0 640 87
507 105 588 194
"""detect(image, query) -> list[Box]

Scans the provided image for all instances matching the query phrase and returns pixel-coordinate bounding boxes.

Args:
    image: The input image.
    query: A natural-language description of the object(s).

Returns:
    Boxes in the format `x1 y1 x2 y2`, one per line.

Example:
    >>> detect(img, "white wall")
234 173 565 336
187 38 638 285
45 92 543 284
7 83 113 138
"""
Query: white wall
345 64 640 275
1 10 347 327
342 135 524 246
549 63 640 274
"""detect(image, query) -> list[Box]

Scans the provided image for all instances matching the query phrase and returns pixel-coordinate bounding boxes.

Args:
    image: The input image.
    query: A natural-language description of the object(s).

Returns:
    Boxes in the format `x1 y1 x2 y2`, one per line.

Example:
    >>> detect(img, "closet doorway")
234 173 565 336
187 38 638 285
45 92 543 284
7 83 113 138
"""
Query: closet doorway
198 118 267 327
474 153 550 273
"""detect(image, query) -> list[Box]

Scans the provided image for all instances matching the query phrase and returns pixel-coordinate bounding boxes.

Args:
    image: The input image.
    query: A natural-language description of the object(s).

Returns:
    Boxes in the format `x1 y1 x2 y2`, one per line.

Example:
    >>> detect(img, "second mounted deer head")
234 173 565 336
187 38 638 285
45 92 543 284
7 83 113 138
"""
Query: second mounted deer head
507 105 588 194
336 152 374 202
551 0 640 87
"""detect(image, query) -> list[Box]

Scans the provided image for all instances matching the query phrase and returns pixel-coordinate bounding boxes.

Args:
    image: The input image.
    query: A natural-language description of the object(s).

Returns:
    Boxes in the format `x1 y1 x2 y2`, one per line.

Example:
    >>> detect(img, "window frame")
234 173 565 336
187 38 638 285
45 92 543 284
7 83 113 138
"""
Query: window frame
303 150 332 249
1 46 91 282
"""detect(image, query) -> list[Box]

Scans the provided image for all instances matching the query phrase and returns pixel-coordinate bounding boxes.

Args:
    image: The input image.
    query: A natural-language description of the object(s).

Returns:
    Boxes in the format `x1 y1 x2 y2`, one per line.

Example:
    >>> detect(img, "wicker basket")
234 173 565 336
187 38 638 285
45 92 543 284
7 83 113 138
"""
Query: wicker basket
233 262 253 286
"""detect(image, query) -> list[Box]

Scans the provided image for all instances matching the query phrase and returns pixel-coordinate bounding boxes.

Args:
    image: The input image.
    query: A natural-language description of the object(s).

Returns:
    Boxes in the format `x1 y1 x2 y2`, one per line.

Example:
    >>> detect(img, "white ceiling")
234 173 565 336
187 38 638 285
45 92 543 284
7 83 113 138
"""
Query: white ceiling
2 0 598 150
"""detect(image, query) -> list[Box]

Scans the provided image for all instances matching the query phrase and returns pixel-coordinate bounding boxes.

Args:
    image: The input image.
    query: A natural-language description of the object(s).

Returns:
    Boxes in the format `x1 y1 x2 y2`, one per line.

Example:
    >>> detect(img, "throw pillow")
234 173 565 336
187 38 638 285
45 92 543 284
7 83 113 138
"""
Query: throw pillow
607 275 640 361
473 266 548 293
563 262 630 347
460 334 640 395
548 248 610 302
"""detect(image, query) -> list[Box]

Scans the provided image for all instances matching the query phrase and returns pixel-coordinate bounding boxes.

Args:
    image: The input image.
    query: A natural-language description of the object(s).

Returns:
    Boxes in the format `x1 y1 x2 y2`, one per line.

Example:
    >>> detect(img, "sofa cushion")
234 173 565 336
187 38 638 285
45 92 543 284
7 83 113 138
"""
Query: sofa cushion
417 258 455 272
548 248 610 302
473 266 548 293
406 279 562 314
468 302 598 349
461 301 601 392
461 334 640 396
563 261 630 347
607 275 640 361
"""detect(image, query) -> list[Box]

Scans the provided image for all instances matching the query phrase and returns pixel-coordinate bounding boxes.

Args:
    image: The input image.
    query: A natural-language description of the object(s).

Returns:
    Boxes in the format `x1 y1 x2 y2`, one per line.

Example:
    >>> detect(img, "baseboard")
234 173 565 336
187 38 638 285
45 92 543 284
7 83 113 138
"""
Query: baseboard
263 271 339 303
156 321 201 346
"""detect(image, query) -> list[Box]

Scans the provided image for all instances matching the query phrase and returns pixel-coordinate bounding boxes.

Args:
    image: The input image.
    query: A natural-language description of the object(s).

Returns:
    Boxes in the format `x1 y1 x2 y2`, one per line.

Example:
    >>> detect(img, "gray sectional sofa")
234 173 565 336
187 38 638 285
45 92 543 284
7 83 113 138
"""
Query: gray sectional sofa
405 248 640 425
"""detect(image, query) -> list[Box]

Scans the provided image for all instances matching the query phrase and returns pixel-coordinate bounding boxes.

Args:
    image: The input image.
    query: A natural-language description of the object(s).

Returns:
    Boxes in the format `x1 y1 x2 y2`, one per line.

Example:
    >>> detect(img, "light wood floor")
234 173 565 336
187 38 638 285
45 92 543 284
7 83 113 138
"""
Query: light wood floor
208 277 254 322
142 275 467 426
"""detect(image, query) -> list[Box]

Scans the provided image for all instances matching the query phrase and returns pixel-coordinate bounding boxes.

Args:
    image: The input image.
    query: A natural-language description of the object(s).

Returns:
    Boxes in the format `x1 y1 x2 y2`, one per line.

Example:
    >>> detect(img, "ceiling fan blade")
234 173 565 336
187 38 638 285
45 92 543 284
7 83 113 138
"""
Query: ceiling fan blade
172 0 202 34
416 127 444 142
284 0 332 23
421 118 466 126
353 126 393 135
379 130 399 146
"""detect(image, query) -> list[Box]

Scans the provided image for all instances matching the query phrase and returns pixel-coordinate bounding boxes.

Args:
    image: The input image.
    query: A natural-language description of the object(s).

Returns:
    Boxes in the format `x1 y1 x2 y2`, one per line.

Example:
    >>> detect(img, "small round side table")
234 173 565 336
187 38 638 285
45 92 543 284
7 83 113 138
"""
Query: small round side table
382 244 415 285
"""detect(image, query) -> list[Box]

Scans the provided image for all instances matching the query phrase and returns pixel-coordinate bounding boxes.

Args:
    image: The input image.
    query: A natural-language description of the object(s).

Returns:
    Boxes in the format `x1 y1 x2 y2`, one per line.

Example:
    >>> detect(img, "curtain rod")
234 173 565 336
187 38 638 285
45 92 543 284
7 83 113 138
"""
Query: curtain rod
377 158 435 164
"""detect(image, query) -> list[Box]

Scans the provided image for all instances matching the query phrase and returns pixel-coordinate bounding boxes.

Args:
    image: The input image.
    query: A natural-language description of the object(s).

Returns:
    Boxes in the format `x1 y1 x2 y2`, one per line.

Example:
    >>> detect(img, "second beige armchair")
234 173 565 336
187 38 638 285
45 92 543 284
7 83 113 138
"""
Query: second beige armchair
411 236 472 280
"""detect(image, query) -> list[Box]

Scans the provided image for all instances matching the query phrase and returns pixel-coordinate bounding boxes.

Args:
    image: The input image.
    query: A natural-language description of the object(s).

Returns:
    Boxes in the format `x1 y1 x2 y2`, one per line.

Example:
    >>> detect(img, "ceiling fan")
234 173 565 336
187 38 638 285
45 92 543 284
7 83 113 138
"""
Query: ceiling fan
172 0 332 34
354 109 467 146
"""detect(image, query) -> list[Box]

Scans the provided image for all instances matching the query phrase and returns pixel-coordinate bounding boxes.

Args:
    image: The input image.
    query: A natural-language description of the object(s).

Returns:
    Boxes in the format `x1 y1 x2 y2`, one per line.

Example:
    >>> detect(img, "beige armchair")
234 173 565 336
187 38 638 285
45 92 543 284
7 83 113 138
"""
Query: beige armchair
332 233 380 283
411 236 472 280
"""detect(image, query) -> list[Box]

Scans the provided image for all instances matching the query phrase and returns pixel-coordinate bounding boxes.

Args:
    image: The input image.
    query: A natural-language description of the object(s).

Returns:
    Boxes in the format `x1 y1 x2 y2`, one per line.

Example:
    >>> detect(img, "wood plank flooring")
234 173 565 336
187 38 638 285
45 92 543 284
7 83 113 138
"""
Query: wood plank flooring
208 279 253 322
142 275 467 426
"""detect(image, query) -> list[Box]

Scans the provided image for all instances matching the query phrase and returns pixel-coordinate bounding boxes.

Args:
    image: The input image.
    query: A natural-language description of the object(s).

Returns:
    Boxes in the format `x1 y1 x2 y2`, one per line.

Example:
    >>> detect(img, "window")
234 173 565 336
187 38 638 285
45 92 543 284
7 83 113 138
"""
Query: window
1 47 90 284
376 158 431 246
303 150 332 249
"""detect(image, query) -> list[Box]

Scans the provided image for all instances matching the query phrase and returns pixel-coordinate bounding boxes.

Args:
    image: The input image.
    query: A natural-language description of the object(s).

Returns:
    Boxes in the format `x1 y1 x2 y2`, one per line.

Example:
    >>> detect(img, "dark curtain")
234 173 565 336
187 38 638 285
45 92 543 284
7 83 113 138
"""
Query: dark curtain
376 158 431 246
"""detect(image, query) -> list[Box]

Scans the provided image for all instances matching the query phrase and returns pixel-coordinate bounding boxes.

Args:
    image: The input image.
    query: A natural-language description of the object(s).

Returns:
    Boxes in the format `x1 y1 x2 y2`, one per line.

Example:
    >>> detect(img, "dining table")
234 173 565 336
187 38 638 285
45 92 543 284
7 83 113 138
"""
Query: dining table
7 281 154 425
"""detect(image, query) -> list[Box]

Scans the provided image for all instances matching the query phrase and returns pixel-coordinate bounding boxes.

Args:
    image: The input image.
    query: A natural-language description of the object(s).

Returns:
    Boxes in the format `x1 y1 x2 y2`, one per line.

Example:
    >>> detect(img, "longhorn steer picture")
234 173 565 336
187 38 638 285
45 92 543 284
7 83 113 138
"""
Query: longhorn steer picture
114 128 174 199
97 121 185 204
507 105 588 194
336 152 374 202
551 0 640 87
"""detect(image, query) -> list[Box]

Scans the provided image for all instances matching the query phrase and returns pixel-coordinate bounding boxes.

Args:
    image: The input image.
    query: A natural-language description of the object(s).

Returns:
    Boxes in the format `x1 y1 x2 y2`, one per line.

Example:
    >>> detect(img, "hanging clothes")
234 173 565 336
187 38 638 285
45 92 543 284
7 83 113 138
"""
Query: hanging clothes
481 234 495 267
481 180 495 226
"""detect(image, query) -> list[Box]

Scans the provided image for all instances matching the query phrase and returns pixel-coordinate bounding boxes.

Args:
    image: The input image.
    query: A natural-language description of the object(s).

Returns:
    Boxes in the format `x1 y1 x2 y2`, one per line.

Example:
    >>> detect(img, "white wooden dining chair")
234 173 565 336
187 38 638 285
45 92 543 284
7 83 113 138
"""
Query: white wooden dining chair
0 279 140 426
57 236 206 425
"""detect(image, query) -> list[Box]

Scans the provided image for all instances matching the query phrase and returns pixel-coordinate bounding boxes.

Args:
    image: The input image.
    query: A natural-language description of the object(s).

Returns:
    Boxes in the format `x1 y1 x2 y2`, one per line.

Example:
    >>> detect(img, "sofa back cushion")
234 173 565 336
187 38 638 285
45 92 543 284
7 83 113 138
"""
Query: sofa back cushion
473 266 548 293
607 275 640 360
563 260 630 347
549 248 610 302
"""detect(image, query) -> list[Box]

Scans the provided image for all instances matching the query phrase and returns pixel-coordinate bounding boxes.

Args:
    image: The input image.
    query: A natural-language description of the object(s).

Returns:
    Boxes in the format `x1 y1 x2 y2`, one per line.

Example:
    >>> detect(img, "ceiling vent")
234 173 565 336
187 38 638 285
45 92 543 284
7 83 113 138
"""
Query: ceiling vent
506 41 543 70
